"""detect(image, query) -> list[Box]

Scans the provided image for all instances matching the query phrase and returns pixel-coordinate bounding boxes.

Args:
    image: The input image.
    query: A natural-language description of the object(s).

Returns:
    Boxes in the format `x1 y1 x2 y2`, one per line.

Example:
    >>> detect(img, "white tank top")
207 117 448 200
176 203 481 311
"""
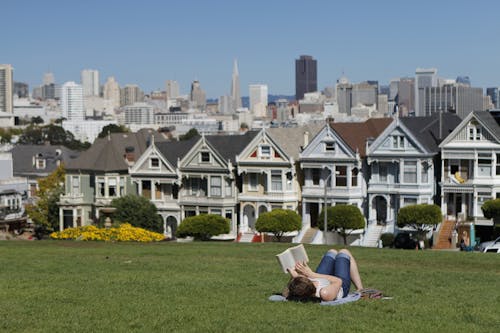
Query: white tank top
309 277 344 300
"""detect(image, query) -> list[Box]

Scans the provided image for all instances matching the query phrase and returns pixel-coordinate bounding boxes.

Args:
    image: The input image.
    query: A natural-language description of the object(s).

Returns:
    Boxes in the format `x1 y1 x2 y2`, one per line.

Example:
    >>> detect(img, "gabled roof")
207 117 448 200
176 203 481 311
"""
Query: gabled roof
400 112 462 153
11 145 80 176
66 129 166 172
267 124 323 160
155 136 201 166
330 118 393 157
473 111 500 141
205 131 259 163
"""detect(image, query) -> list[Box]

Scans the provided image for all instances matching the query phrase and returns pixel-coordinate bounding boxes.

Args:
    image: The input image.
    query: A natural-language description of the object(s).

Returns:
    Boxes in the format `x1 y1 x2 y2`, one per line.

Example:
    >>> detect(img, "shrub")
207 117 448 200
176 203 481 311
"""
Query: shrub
255 209 301 242
176 214 230 240
481 199 500 224
50 224 164 242
397 204 441 236
320 205 365 245
111 195 163 233
380 233 395 248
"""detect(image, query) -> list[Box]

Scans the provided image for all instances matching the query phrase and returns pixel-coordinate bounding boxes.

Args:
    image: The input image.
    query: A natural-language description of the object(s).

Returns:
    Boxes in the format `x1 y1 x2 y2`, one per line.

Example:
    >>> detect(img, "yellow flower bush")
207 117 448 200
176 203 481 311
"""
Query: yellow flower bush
50 223 164 242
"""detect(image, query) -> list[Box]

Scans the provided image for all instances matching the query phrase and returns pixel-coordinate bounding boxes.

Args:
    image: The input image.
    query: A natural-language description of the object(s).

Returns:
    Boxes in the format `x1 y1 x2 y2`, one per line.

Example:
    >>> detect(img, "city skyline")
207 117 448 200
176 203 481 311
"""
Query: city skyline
2 0 500 98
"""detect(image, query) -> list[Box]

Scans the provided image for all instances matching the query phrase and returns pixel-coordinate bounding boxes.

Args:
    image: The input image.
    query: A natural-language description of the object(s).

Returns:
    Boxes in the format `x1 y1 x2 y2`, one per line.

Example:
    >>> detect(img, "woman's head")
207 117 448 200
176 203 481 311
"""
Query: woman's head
286 276 316 302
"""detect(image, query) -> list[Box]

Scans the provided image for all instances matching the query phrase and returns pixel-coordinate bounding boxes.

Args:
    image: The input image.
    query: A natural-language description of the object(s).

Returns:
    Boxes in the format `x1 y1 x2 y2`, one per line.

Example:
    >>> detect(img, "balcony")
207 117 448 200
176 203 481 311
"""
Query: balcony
59 193 86 205
239 191 299 202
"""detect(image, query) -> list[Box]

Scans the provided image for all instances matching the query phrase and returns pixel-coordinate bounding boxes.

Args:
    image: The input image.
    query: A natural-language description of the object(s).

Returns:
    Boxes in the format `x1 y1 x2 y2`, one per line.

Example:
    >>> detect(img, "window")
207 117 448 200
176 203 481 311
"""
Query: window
379 163 388 182
185 210 196 217
403 197 418 207
393 136 404 148
312 169 321 185
201 152 210 163
476 127 481 140
260 145 271 158
335 166 347 187
403 161 417 183
119 177 125 196
248 173 258 191
225 210 232 221
211 208 222 216
478 155 492 177
36 158 46 169
469 128 474 141
271 170 282 191
497 154 500 175
286 172 293 191
109 178 117 197
155 183 162 200
421 162 429 183
97 177 105 197
478 192 492 212
210 176 222 196
351 168 358 187
225 178 232 196
469 126 481 141
325 142 335 152
71 176 79 195
150 157 160 168
142 180 151 198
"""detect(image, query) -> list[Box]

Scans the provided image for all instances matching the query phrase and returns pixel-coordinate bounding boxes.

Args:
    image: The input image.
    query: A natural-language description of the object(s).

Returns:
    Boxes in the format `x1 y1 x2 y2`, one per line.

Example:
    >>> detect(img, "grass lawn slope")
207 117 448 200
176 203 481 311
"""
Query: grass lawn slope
1 241 499 332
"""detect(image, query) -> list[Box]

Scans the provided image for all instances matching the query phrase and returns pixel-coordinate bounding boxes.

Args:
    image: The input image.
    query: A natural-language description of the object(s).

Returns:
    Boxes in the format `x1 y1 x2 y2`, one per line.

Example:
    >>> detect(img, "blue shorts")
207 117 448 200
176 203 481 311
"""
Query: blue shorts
315 252 351 297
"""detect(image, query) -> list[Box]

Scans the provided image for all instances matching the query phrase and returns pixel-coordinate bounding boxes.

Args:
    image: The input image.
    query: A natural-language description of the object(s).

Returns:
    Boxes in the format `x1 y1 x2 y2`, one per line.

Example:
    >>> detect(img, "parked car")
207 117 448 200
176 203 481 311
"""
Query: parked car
394 232 418 249
483 243 500 253
479 236 500 252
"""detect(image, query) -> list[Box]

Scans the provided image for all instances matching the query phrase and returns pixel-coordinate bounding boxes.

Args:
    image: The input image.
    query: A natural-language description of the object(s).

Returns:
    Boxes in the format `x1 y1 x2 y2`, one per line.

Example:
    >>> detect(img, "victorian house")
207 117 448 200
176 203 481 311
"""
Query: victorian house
58 129 165 230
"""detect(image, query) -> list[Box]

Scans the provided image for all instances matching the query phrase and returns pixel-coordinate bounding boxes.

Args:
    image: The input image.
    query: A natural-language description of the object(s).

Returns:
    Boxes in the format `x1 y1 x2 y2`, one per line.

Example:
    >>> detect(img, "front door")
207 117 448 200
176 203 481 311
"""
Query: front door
309 202 319 228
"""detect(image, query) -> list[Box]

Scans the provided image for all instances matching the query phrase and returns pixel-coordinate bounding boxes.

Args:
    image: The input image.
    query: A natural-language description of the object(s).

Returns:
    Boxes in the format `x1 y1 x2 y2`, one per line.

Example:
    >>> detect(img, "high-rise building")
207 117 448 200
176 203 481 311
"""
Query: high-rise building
0 64 13 114
61 81 84 121
396 78 415 117
103 77 121 109
123 102 154 125
231 59 242 109
190 80 206 109
415 68 438 116
336 76 352 115
421 84 485 118
352 82 378 107
219 95 233 115
13 82 29 98
41 83 56 100
43 72 55 85
486 87 499 109
249 84 268 118
295 55 317 101
81 69 99 97
120 84 144 106
166 80 180 100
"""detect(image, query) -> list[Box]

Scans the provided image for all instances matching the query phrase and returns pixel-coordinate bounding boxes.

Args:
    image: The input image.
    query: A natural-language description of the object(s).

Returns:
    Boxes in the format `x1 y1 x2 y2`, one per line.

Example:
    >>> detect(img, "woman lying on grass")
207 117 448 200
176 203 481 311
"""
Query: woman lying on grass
284 249 363 302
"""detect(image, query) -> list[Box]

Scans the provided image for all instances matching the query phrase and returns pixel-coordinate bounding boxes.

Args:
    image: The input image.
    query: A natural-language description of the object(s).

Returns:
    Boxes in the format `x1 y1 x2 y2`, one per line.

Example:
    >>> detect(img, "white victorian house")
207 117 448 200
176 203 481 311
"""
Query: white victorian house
439 111 500 244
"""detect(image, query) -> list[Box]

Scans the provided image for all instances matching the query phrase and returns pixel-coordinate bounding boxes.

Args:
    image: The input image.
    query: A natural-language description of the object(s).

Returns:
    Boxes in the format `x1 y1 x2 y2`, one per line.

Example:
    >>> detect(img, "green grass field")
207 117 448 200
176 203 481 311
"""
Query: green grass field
1 241 499 332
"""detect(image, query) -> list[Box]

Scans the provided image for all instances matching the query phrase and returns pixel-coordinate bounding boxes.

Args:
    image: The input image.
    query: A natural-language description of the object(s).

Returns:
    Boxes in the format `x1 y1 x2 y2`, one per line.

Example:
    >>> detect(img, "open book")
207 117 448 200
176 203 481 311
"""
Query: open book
276 244 309 274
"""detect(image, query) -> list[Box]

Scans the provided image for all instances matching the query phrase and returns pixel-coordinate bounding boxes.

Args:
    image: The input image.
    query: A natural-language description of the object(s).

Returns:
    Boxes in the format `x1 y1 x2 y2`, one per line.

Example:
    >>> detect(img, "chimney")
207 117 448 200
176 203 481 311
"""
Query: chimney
303 131 309 147
124 146 135 162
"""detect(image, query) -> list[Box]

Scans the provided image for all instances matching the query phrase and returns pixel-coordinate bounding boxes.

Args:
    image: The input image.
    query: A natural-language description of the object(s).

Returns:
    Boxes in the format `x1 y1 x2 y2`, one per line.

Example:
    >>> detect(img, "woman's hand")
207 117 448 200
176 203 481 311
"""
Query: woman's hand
295 261 314 278
287 267 299 278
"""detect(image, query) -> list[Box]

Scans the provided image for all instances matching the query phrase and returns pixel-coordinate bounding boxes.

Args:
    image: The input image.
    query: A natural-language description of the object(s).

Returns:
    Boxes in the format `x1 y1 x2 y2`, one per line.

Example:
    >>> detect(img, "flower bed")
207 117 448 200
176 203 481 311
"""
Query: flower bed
50 224 164 242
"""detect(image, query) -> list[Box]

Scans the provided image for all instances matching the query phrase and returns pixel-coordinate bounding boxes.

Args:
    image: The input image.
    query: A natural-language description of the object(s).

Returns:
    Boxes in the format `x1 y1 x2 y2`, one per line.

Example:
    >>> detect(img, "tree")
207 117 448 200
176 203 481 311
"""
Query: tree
111 194 163 233
17 124 90 151
255 209 301 242
25 164 65 234
481 199 500 225
31 116 44 125
397 204 442 237
320 205 365 245
97 124 129 138
176 214 230 240
179 128 199 141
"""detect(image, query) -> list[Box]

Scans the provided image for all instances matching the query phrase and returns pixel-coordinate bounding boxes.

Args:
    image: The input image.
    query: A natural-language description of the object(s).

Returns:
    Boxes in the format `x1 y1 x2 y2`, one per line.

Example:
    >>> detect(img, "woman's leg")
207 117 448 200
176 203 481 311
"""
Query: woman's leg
315 249 338 275
339 249 363 290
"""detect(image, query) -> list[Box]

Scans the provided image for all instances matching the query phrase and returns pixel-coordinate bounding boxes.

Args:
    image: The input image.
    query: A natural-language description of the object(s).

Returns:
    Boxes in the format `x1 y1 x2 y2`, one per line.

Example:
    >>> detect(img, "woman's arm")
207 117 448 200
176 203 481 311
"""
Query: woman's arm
294 262 342 301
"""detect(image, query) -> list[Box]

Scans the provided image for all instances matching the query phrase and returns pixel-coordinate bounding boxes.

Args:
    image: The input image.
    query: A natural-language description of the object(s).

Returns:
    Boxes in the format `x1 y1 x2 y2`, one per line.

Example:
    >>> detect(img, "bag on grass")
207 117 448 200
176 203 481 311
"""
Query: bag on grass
359 288 384 299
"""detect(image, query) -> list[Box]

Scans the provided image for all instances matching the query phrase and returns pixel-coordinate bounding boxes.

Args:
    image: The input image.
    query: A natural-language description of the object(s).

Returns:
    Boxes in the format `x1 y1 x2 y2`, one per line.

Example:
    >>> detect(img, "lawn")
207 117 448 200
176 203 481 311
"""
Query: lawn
0 241 499 332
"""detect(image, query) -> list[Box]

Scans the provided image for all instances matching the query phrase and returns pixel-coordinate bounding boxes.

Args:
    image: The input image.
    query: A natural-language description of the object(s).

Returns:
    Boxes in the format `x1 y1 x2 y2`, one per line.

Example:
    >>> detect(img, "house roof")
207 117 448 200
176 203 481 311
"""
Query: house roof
267 124 323 159
330 118 393 157
11 145 80 177
205 131 259 163
473 111 500 141
155 135 201 166
65 129 166 172
400 112 463 153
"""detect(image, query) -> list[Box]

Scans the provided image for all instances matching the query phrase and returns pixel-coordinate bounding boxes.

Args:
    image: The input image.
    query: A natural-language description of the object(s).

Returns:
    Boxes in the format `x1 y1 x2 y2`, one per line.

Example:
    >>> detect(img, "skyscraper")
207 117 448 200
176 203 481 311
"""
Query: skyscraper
190 80 206 109
0 64 13 114
43 72 55 85
231 59 242 109
249 84 268 118
295 55 317 101
61 81 84 120
120 84 144 107
103 77 121 109
13 82 29 99
166 80 180 100
486 87 499 109
415 68 438 116
81 69 100 97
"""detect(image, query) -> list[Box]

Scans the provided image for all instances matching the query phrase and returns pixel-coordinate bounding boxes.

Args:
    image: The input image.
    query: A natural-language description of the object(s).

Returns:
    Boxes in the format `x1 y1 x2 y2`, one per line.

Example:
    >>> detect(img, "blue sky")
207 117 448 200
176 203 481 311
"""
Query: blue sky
2 0 499 98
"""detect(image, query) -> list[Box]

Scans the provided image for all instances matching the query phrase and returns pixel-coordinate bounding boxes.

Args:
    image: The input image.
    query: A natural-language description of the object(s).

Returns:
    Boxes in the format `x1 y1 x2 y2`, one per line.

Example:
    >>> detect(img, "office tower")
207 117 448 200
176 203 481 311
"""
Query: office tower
389 79 399 101
81 69 100 96
456 76 471 86
395 78 415 116
103 77 121 109
415 68 438 116
61 81 84 120
41 83 56 100
377 94 388 115
219 95 232 115
123 102 154 125
336 76 352 115
166 80 180 99
421 84 485 118
295 55 317 101
486 87 500 109
13 82 29 98
249 84 268 118
352 82 378 107
0 64 13 114
120 84 144 106
231 59 242 109
43 72 55 85
190 80 206 109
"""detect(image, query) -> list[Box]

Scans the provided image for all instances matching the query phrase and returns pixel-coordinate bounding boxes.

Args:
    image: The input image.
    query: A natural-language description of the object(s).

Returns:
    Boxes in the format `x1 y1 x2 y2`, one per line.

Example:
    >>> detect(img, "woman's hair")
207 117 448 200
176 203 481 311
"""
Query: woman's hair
285 276 318 302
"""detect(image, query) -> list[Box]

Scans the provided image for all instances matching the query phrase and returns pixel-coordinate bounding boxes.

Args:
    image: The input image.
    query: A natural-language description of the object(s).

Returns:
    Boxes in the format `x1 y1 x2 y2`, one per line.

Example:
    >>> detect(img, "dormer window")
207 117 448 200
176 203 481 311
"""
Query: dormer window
201 152 210 163
36 158 46 169
468 123 482 141
150 157 160 168
260 145 271 159
392 135 404 149
325 142 335 152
